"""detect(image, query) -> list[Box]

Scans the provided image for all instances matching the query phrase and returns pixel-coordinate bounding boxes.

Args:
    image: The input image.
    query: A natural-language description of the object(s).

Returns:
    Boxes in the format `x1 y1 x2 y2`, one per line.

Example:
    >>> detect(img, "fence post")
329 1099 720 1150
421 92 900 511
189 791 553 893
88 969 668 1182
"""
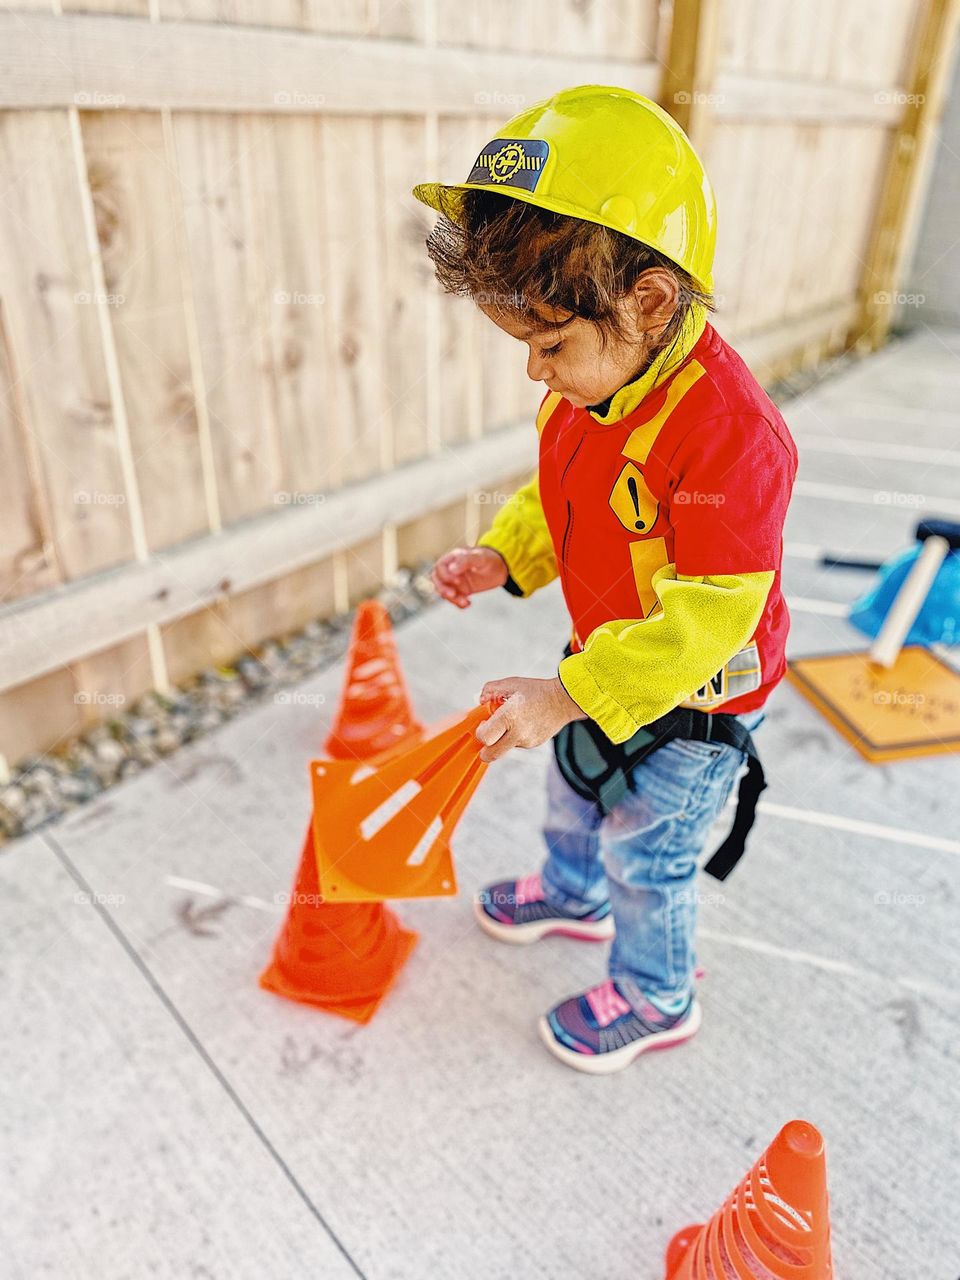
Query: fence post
658 0 722 148
851 0 960 352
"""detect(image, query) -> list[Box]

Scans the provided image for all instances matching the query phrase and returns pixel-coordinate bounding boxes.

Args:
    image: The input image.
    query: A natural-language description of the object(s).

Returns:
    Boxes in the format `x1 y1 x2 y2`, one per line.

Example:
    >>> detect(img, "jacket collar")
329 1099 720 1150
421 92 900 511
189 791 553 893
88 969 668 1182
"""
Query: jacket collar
585 300 708 425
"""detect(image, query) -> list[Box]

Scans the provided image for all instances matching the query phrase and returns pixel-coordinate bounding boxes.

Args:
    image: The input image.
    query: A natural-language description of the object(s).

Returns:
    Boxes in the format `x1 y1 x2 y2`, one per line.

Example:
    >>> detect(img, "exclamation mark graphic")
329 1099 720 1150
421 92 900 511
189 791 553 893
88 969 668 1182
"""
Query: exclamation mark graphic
627 475 645 530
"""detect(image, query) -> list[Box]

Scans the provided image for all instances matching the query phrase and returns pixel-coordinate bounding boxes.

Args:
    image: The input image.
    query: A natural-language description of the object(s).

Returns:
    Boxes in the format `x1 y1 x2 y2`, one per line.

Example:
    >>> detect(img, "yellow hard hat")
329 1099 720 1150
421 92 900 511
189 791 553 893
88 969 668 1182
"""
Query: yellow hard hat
412 84 717 293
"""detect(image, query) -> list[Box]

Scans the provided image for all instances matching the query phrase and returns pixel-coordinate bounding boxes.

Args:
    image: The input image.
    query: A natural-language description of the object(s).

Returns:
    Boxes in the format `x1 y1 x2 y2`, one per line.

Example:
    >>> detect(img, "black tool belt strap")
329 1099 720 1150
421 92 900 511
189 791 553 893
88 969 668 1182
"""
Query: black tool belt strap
553 645 767 881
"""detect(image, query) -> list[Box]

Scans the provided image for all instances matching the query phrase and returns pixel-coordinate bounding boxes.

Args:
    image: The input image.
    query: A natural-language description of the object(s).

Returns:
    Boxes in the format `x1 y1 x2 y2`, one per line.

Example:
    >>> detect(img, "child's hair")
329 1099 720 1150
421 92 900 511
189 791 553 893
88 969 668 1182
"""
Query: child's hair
424 189 715 356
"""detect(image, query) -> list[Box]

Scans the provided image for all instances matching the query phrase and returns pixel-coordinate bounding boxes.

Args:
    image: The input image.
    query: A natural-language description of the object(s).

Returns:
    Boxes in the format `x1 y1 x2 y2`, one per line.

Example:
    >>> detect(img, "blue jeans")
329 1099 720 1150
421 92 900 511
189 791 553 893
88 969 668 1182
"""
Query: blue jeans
540 710 765 1007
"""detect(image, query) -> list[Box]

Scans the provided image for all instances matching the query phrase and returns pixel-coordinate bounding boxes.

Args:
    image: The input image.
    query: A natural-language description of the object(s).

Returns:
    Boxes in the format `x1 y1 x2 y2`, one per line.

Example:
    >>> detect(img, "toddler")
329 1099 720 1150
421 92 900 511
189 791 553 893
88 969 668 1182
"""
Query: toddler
413 85 797 1074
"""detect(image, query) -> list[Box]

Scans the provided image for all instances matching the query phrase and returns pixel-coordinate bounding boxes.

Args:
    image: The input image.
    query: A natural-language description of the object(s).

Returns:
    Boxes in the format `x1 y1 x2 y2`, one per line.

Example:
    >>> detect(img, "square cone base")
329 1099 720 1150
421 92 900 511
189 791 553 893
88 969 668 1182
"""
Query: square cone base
787 645 960 762
259 926 418 1024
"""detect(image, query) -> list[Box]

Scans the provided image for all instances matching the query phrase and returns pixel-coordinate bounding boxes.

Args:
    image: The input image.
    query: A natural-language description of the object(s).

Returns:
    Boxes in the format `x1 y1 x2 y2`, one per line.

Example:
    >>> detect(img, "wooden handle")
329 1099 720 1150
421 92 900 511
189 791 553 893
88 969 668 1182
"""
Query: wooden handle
868 535 950 668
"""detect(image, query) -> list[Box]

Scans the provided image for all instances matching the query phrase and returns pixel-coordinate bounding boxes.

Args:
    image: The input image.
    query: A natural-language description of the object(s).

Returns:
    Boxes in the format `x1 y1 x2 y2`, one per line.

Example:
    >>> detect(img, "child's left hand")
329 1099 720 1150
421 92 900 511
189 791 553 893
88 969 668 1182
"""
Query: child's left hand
475 676 588 762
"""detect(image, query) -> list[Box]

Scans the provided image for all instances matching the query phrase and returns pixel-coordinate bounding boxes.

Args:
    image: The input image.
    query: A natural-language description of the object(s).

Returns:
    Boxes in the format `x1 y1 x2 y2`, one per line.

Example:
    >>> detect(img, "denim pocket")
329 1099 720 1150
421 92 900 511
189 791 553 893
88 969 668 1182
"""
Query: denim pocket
669 738 723 761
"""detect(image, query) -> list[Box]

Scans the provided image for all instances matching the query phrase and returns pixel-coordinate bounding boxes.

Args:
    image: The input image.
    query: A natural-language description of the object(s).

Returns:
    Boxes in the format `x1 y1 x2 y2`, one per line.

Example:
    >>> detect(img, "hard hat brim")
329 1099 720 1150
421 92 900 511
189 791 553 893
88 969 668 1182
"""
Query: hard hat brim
413 177 644 231
410 181 714 294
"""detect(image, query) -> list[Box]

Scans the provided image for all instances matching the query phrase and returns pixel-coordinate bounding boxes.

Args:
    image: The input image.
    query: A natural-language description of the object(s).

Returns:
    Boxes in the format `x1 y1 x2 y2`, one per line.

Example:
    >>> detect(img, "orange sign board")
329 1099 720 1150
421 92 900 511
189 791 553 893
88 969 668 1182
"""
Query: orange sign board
787 646 960 762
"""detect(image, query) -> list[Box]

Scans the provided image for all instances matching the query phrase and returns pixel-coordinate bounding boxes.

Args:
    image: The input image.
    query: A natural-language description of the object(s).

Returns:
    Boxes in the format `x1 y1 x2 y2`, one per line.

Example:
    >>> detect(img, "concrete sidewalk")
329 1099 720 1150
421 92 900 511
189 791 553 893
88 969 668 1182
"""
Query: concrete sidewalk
2 328 958 1279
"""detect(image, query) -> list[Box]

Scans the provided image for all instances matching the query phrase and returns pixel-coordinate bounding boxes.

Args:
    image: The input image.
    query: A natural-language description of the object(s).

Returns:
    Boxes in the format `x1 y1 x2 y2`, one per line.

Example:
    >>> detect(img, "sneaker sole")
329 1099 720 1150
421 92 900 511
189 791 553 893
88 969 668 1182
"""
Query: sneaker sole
537 999 702 1075
472 896 614 945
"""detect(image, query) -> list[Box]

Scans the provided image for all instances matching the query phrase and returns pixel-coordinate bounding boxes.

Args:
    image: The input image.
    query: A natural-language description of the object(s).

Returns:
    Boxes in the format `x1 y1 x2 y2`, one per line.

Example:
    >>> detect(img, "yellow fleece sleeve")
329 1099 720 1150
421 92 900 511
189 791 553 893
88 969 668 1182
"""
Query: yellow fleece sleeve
557 566 775 743
475 470 559 598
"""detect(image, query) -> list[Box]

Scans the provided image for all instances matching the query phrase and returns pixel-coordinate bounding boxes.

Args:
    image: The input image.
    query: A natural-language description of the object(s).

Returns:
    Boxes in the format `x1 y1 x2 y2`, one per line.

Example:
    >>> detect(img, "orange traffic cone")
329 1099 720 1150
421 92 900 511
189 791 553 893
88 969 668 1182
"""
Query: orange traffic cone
310 702 496 902
665 1120 834 1279
259 823 417 1023
323 599 423 759
260 598 420 1022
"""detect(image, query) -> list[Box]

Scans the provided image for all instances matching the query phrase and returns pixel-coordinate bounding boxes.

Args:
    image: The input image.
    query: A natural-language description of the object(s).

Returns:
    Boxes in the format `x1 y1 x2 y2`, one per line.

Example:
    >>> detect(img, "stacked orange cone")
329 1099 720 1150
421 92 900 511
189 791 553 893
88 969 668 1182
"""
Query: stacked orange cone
258 823 417 1023
259 601 420 1023
309 700 495 902
324 600 422 759
665 1120 834 1279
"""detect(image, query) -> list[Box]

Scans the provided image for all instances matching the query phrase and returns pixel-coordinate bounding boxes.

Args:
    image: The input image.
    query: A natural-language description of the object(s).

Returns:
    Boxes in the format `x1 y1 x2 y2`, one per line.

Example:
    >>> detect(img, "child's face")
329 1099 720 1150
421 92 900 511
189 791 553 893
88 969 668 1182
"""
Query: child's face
478 268 679 408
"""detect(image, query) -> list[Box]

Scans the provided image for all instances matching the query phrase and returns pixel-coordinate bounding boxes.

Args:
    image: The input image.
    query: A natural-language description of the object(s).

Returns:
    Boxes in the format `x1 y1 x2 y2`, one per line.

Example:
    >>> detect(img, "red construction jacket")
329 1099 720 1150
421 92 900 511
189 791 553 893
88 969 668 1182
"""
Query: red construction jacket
478 314 798 743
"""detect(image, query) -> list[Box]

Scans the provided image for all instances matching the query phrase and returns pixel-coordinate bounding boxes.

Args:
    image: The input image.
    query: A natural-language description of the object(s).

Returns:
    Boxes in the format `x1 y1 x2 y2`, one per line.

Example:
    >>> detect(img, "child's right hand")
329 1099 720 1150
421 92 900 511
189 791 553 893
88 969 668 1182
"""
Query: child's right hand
431 546 509 609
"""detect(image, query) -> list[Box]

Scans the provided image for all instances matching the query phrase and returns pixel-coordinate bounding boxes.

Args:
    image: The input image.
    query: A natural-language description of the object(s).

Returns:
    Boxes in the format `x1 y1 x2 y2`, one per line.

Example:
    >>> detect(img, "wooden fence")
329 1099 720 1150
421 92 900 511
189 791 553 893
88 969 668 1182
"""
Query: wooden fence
0 0 957 770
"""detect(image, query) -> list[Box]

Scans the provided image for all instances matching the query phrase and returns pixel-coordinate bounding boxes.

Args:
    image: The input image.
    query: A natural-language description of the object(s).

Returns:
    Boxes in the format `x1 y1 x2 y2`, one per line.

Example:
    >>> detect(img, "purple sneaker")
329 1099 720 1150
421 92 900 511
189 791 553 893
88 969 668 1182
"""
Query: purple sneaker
538 979 702 1074
474 872 614 945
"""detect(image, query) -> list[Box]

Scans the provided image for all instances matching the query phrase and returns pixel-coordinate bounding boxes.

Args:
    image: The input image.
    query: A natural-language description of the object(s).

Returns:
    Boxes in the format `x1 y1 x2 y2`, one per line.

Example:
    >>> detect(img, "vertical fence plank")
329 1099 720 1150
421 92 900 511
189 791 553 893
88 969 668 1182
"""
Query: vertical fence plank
251 112 332 497
172 111 282 522
318 114 388 487
79 109 210 551
432 114 483 448
0 667 83 770
0 111 135 579
0 305 58 604
380 114 433 467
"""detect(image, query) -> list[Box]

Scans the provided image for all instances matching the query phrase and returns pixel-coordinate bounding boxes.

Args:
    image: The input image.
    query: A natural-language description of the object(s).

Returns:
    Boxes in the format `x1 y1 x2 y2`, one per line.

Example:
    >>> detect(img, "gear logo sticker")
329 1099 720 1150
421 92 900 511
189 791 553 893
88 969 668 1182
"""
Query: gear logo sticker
466 139 549 194
490 142 526 182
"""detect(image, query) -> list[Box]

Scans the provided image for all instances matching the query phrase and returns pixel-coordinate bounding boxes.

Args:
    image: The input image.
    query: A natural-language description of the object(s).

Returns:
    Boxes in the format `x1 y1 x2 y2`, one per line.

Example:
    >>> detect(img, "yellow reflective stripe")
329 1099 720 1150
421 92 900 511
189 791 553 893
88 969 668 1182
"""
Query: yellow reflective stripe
621 360 706 465
628 537 669 617
536 390 563 436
